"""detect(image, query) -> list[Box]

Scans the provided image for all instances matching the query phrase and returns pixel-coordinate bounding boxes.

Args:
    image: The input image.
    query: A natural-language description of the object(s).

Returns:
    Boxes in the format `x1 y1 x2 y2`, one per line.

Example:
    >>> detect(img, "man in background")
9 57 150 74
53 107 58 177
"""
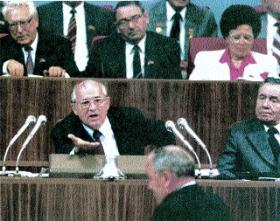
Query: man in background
85 1 181 79
0 0 78 77
146 145 229 221
148 0 218 76
37 1 115 72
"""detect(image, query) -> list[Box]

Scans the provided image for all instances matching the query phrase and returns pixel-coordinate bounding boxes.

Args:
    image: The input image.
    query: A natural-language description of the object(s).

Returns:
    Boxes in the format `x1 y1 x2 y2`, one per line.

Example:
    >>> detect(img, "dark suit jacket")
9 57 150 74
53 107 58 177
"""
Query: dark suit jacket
151 184 229 221
0 33 79 76
51 107 175 155
217 118 280 179
37 2 115 50
84 31 182 79
148 2 218 61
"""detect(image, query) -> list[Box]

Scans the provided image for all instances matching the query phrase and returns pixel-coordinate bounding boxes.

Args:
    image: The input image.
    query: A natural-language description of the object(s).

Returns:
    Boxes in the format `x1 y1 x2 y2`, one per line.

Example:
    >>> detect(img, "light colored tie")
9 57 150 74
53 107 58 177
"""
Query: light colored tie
67 8 77 53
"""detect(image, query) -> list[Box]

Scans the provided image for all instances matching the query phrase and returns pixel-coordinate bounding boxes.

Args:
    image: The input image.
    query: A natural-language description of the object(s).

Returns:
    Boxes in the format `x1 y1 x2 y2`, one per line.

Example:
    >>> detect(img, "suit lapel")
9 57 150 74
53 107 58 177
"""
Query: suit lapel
246 119 276 167
53 2 64 35
144 32 156 78
84 2 95 49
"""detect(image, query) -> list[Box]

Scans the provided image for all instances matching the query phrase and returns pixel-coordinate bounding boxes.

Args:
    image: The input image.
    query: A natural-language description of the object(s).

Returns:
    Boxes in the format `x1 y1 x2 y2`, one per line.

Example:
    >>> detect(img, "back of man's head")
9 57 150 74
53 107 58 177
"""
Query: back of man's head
152 145 195 178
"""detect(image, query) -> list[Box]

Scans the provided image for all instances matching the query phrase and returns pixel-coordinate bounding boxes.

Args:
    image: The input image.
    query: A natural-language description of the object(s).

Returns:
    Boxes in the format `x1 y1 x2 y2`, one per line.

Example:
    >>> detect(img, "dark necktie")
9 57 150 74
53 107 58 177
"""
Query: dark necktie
268 127 280 161
133 45 142 78
24 46 33 75
93 129 104 154
272 22 280 65
170 12 182 41
67 8 77 53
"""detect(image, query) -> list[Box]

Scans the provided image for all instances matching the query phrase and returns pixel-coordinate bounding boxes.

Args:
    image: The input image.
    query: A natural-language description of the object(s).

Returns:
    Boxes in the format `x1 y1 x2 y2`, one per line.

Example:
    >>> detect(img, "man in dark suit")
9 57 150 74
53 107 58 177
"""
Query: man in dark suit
218 77 280 179
84 1 181 79
0 0 78 77
52 79 175 155
146 145 229 221
148 0 217 77
37 1 115 72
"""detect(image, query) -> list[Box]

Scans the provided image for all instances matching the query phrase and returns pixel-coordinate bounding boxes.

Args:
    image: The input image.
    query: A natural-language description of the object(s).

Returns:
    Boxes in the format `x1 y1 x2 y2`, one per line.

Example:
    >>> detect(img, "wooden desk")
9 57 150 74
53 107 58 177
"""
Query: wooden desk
0 78 259 164
0 178 279 221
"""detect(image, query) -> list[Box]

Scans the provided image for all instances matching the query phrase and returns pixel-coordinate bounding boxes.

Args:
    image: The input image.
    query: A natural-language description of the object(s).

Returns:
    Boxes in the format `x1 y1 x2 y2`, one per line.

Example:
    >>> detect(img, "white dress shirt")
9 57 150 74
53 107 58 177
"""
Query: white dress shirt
166 2 186 59
63 2 88 71
82 117 120 157
125 35 146 79
264 124 280 145
2 32 39 76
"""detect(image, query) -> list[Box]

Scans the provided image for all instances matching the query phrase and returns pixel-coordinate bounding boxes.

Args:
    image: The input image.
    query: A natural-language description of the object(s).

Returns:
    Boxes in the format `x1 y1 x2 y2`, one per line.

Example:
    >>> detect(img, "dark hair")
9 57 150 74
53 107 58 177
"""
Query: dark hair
115 1 144 13
220 4 261 39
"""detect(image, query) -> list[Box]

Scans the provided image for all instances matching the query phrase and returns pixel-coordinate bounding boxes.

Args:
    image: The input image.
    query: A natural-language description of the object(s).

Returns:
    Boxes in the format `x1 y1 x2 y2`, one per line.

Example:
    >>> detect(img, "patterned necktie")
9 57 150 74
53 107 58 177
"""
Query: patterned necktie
268 127 280 161
133 45 142 78
24 46 33 75
93 129 104 154
67 8 77 53
170 12 182 41
272 22 280 65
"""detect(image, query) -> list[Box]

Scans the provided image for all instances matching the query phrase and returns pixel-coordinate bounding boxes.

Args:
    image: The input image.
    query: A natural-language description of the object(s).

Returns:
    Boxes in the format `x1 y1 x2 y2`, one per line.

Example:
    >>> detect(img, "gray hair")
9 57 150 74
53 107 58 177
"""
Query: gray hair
2 0 38 21
70 80 108 103
152 145 195 178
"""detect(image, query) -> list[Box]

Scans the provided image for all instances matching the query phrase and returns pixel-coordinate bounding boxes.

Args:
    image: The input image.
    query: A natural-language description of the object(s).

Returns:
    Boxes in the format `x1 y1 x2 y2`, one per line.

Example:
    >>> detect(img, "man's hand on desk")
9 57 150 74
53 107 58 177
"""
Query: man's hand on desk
7 59 24 76
68 133 101 153
43 66 66 77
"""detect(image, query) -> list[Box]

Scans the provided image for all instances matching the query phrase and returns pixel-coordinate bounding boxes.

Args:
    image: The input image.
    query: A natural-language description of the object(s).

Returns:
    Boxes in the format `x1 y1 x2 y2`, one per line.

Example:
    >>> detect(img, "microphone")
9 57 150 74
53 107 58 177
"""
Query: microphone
165 120 201 176
1 115 36 175
177 118 213 176
15 115 47 175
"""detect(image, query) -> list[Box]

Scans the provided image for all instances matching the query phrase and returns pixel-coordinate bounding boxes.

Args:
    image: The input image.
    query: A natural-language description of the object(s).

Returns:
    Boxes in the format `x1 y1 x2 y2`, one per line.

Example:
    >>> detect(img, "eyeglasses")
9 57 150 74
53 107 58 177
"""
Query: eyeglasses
116 14 143 28
73 97 109 109
228 33 254 43
8 17 33 30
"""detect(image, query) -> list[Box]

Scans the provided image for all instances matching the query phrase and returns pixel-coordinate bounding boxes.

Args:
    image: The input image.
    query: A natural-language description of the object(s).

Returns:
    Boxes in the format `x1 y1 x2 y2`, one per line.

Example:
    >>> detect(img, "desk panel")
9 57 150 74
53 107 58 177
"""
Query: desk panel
0 178 279 221
0 78 259 164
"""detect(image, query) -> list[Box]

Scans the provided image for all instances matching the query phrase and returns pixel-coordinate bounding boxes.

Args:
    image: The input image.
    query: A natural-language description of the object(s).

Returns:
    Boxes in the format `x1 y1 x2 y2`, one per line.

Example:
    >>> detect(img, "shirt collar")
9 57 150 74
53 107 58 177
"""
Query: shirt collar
219 48 256 65
63 1 84 14
82 117 111 139
264 123 280 133
177 180 196 190
126 34 146 55
166 1 186 21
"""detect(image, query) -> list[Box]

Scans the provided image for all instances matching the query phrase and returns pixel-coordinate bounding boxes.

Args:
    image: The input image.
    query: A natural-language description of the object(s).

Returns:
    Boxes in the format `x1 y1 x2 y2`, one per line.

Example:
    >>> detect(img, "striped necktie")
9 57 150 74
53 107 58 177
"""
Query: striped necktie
24 46 33 75
67 7 77 53
272 22 280 65
133 45 142 79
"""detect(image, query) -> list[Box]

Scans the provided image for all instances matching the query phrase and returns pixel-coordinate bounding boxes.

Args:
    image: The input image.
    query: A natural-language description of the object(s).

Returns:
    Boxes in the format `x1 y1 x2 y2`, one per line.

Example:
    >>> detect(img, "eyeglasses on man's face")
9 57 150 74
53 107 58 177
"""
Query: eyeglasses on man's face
228 33 254 43
8 17 33 30
73 97 109 109
116 14 143 28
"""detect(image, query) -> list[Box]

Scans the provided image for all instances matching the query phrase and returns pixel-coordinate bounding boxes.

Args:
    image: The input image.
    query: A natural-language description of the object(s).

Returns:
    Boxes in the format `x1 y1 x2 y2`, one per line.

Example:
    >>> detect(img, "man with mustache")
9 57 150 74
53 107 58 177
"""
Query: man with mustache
218 77 280 179
84 1 181 79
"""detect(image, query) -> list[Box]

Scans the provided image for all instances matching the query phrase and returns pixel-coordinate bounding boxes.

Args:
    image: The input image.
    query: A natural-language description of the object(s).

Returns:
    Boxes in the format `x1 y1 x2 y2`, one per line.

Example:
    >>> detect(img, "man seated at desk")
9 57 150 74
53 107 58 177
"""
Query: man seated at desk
218 77 280 179
51 79 175 155
84 1 181 79
0 0 78 77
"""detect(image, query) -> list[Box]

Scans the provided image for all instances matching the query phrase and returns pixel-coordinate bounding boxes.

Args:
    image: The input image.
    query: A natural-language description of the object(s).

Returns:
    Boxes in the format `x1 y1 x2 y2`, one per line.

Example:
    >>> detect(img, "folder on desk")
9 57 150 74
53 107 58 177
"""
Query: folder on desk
49 154 147 179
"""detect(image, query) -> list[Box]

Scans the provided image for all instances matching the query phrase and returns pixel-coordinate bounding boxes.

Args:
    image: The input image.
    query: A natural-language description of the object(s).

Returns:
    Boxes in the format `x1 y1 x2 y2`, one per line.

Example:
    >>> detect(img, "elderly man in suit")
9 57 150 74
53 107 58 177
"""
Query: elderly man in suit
84 1 181 79
146 145 229 221
147 0 217 76
218 77 280 179
52 79 175 155
37 1 115 72
0 0 78 77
